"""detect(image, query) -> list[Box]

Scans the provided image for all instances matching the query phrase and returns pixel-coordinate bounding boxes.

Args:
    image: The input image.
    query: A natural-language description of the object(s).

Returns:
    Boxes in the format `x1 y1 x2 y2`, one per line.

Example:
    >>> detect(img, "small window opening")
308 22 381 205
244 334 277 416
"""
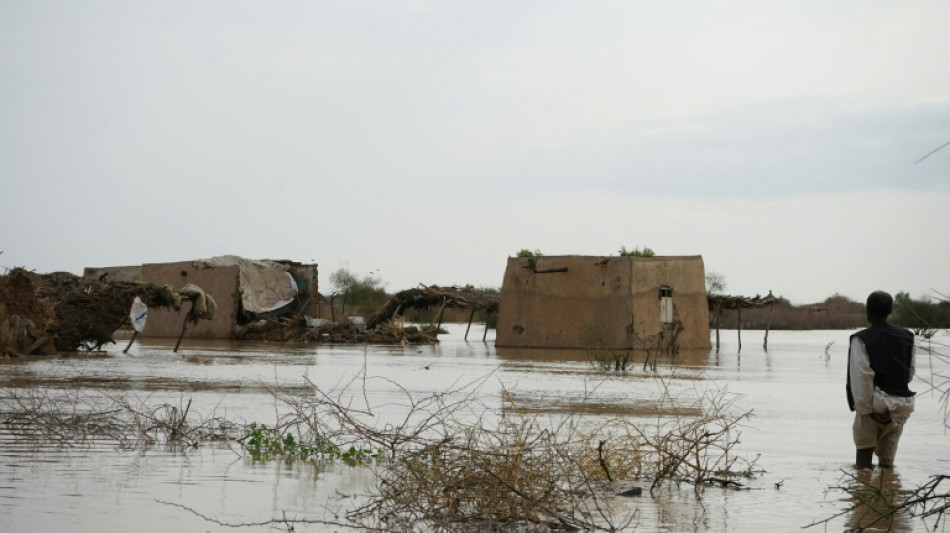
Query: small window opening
659 286 674 323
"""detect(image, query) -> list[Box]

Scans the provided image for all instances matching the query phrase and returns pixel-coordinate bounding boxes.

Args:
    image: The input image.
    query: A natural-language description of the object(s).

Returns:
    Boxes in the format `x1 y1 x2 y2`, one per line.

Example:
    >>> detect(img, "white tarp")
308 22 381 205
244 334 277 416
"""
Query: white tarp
197 255 298 314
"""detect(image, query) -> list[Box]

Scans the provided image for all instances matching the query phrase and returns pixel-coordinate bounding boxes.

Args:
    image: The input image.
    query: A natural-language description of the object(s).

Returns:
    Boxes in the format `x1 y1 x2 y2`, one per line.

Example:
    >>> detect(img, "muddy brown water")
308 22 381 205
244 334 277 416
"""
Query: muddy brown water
1 325 948 532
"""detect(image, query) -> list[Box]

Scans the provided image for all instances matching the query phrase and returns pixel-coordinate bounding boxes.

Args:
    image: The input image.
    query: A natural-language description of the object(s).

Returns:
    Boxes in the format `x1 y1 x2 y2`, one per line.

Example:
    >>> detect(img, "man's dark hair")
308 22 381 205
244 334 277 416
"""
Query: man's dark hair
866 290 893 320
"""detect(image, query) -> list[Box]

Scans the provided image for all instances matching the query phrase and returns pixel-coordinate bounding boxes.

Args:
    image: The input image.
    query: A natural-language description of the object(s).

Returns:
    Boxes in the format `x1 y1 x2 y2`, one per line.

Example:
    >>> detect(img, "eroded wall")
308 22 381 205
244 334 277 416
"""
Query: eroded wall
496 255 711 349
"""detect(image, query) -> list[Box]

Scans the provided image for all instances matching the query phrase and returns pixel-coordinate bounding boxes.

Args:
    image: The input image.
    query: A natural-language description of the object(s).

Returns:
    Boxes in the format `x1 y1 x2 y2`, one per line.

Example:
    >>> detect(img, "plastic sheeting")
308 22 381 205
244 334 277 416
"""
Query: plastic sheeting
196 255 298 314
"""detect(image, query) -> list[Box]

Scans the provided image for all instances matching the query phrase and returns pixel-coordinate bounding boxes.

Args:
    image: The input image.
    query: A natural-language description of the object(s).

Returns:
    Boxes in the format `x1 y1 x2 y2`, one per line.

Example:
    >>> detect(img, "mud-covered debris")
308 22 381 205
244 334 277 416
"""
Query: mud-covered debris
1 268 183 354
232 317 436 344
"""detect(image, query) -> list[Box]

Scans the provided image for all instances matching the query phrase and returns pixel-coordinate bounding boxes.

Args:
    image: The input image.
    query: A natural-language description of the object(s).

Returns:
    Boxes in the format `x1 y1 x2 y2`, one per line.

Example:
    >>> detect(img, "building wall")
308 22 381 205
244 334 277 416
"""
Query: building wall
83 258 322 338
496 256 633 349
496 255 711 350
139 262 241 339
82 265 143 283
630 256 711 350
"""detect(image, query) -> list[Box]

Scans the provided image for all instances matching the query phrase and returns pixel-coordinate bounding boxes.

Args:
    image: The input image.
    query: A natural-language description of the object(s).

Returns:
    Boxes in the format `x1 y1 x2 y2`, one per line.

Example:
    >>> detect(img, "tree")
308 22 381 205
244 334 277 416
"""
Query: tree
329 268 389 319
893 291 950 334
706 271 727 296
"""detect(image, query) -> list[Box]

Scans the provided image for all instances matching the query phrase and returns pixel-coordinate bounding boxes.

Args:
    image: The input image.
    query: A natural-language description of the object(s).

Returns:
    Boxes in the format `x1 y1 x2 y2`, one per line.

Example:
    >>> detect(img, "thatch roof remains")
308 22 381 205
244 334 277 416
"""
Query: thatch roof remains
707 291 778 311
367 285 500 330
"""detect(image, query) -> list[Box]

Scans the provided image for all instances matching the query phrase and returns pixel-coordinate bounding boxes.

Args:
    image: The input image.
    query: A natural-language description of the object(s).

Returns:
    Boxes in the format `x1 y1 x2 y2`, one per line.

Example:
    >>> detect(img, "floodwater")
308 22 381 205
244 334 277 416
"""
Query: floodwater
1 325 948 532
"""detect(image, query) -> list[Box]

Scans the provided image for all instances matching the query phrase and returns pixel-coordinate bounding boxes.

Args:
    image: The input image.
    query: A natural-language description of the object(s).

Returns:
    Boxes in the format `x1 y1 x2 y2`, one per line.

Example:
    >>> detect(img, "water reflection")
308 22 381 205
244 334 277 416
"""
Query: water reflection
495 346 711 368
845 469 913 532
1 327 947 532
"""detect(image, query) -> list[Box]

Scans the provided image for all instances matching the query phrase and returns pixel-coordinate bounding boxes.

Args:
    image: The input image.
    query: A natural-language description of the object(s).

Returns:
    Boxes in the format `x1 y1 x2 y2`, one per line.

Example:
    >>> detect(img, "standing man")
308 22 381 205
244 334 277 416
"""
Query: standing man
847 291 916 470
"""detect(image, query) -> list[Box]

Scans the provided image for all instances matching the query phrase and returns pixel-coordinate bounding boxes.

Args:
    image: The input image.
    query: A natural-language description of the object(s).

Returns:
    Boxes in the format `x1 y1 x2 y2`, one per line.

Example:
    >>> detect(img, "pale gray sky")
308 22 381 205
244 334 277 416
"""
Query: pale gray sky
1 1 947 304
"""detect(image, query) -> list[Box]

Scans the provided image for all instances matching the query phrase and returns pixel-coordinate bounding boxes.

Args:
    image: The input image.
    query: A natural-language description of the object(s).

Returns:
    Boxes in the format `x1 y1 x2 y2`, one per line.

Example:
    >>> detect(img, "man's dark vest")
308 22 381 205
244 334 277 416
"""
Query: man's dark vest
846 321 915 411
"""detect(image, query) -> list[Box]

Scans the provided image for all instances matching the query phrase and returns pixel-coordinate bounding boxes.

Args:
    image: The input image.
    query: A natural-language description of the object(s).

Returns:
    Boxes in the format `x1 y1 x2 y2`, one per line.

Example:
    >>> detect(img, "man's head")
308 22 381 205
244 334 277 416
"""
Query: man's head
866 290 893 322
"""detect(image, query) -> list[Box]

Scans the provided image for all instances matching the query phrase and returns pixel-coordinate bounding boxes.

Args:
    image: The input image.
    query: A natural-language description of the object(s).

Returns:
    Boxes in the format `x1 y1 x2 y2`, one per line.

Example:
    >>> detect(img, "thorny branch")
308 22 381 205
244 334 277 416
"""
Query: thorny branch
804 471 950 531
3 369 759 532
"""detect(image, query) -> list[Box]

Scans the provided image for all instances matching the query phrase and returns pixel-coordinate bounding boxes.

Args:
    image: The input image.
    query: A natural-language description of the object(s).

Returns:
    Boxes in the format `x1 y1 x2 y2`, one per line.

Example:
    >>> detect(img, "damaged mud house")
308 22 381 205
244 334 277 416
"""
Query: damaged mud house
83 255 324 339
495 255 711 351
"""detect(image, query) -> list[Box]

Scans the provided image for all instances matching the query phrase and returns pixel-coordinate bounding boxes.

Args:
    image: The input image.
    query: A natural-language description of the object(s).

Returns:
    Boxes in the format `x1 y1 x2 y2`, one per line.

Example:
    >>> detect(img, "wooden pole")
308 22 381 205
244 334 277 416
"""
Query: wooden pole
123 331 138 354
174 319 188 353
736 306 742 352
714 302 722 352
174 301 194 353
436 301 447 331
483 312 491 342
763 302 774 351
429 297 448 331
464 308 476 341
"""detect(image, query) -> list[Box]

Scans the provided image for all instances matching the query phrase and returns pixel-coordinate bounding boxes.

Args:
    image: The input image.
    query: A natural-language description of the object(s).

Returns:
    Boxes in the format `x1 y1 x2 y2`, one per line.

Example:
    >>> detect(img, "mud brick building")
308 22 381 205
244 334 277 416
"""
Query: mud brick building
496 255 711 350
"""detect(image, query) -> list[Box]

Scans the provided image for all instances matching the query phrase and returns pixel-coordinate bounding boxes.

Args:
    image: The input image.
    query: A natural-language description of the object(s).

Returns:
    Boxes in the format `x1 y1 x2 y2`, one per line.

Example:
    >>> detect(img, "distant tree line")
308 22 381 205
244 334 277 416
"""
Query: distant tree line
893 291 950 333
714 294 866 330
713 292 950 331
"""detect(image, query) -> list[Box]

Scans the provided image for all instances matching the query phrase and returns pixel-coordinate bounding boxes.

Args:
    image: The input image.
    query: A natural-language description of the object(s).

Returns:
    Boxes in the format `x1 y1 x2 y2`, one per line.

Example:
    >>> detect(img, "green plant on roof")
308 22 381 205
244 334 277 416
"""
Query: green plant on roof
618 246 655 257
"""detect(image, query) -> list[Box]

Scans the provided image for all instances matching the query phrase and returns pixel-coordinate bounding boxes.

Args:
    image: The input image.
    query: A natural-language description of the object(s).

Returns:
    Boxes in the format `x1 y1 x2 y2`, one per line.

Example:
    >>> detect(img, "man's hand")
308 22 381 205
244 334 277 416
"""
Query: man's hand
870 412 892 425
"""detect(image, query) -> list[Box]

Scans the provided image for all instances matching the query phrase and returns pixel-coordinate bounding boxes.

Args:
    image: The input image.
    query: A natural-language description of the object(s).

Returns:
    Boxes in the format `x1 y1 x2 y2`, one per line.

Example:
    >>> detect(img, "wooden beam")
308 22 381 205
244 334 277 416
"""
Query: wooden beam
464 308 476 341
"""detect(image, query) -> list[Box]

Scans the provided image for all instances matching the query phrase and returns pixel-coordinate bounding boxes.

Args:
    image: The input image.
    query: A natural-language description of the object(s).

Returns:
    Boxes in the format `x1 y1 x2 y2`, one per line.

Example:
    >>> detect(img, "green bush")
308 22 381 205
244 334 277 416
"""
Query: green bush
618 246 655 257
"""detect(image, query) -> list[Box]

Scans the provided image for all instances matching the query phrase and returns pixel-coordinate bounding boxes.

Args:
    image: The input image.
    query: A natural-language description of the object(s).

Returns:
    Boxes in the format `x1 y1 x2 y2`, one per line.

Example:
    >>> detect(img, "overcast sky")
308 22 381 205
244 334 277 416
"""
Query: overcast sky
1 1 947 304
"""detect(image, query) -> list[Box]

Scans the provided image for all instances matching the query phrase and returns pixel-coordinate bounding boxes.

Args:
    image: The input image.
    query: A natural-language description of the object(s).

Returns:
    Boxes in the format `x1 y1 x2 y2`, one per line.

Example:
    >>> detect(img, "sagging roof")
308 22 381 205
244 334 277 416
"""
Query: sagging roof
367 285 500 329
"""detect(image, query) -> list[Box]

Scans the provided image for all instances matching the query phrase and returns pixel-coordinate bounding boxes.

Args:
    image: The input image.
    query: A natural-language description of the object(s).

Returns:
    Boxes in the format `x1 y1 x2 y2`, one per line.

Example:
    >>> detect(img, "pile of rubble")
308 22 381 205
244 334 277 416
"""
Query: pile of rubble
0 268 181 356
233 317 437 344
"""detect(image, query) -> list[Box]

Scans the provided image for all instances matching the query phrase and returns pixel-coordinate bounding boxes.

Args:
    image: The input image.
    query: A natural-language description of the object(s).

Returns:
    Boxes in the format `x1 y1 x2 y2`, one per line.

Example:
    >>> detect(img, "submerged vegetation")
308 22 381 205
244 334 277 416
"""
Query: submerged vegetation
243 422 382 463
1 366 758 531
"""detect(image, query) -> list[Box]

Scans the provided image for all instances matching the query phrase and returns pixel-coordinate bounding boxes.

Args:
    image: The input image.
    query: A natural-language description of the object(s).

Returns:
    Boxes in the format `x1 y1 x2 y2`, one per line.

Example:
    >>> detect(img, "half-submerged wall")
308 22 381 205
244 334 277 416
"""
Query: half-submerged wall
139 262 241 339
83 257 321 339
495 255 710 350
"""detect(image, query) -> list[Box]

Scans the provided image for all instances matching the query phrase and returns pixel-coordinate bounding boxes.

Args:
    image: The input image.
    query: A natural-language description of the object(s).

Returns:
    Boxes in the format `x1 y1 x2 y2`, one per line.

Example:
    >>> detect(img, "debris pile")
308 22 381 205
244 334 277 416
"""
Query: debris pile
232 317 436 344
0 268 56 356
0 268 182 355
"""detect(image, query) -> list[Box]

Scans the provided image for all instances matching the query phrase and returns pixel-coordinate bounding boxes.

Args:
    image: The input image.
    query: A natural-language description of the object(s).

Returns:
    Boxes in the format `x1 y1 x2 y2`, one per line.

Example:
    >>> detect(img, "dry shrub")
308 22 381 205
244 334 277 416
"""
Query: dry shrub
0 386 237 449
359 412 601 531
806 471 949 531
341 379 755 532
576 386 755 492
1 367 758 532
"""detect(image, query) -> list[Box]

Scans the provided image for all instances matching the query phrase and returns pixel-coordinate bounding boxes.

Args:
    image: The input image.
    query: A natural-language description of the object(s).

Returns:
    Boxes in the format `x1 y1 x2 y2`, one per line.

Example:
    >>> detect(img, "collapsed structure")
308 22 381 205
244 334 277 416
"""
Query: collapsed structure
0 268 188 355
495 255 711 350
82 256 439 345
84 256 322 339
